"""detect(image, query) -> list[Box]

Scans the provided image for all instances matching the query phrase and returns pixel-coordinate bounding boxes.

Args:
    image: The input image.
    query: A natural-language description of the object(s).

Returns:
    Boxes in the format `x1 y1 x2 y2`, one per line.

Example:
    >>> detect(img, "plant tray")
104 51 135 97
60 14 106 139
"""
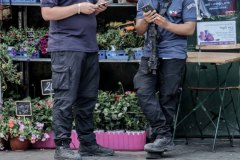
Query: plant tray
98 50 107 60
2 0 38 3
106 50 129 60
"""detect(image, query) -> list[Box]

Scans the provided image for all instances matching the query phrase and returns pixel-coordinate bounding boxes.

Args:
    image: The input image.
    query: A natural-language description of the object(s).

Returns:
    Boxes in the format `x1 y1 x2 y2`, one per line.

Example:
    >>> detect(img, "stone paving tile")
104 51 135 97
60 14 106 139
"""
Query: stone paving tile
1 139 240 160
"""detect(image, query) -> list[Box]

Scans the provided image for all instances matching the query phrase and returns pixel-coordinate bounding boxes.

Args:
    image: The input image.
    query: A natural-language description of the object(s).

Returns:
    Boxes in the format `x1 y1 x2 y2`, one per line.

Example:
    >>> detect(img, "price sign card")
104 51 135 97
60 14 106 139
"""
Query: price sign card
16 101 32 116
41 79 54 95
27 31 34 39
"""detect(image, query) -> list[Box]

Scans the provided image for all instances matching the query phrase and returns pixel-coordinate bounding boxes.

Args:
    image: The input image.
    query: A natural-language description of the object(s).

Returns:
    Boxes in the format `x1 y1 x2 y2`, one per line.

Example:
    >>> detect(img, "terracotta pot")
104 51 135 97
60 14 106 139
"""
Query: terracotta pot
10 137 30 151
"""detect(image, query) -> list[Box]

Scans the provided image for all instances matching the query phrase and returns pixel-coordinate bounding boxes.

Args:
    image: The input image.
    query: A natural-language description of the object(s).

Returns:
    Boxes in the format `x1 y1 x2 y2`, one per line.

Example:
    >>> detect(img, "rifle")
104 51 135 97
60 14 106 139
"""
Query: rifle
147 23 158 75
147 0 172 75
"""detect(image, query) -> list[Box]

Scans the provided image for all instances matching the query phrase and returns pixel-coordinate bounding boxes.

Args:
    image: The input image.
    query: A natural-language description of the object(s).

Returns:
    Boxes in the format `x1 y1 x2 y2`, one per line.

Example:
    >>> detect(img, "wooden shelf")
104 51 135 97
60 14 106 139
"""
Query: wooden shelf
12 58 140 63
3 3 136 7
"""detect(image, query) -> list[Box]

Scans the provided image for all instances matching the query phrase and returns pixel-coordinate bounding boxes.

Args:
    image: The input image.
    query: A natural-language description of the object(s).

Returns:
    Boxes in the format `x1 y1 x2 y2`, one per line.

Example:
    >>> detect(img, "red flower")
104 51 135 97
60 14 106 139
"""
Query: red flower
8 119 15 128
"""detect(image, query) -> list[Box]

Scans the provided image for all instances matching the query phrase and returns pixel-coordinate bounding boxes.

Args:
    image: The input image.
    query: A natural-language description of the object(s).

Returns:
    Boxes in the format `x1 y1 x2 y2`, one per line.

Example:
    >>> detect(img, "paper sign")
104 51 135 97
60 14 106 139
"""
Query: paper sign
197 21 236 45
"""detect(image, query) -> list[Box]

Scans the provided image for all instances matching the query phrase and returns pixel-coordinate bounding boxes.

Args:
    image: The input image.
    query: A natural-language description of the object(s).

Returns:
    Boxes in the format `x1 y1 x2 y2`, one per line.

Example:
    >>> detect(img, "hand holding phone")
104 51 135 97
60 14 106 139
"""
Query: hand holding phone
98 0 111 6
142 4 154 13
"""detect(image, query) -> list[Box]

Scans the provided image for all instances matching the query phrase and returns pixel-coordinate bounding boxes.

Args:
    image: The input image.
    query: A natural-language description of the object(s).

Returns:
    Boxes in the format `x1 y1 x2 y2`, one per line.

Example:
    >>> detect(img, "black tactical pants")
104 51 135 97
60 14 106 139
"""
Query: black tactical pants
134 57 186 139
51 51 99 146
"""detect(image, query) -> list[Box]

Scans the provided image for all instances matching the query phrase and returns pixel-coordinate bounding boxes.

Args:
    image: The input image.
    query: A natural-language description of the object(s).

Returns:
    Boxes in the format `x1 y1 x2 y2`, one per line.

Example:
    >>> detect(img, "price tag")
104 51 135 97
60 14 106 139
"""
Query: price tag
27 31 34 39
41 79 54 95
16 101 32 116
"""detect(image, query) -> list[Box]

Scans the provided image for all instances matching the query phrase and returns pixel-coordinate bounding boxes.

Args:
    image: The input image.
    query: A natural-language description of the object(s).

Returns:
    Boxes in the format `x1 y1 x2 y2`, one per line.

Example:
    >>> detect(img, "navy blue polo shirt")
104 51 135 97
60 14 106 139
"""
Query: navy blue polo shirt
41 0 98 52
136 0 197 59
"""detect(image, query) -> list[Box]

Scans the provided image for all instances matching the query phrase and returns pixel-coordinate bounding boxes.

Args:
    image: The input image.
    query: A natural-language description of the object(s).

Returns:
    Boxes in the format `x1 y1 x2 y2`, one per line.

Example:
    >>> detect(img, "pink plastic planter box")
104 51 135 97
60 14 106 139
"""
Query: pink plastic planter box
32 130 146 151
95 130 146 151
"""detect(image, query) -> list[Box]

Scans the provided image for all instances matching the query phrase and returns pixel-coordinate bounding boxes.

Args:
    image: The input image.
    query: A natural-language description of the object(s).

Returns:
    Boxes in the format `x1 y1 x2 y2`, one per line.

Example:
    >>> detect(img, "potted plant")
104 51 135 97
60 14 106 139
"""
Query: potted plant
92 82 148 151
0 97 52 150
97 22 144 60
1 27 48 58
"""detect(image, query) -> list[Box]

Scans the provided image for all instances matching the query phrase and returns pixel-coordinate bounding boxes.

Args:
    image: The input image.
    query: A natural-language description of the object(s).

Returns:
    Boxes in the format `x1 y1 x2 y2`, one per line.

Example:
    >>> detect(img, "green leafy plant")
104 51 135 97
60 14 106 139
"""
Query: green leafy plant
97 23 144 51
94 82 148 131
0 43 21 91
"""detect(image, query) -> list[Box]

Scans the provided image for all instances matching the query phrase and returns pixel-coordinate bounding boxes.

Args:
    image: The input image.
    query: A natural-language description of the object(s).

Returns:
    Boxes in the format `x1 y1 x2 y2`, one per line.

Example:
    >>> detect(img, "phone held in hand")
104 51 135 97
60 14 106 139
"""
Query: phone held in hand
142 4 154 12
98 0 111 6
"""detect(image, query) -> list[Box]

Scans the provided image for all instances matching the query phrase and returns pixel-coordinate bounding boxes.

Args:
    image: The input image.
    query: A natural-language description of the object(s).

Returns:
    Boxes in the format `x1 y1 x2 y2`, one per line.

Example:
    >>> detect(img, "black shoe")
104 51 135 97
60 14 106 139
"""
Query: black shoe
79 144 114 156
54 146 82 160
144 137 175 153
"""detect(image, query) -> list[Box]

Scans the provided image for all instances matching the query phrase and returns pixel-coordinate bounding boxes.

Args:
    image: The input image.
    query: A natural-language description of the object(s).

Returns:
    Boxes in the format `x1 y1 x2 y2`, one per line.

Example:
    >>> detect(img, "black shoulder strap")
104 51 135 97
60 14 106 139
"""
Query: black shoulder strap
159 0 172 16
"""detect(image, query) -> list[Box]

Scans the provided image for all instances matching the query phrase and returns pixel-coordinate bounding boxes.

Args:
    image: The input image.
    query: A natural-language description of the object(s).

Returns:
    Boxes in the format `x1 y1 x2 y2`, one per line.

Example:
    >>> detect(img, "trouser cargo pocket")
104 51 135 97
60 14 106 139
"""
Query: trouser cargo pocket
51 65 70 90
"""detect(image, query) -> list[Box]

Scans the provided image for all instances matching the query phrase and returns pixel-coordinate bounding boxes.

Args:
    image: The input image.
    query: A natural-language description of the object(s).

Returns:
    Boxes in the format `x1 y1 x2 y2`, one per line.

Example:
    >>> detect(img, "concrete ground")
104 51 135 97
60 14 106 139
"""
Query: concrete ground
1 139 240 160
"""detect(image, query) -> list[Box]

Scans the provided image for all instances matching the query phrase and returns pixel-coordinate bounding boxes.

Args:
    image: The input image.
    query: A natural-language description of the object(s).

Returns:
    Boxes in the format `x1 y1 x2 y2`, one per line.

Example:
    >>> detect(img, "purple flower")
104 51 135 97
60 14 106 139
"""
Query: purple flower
19 123 25 132
19 136 25 141
31 134 37 140
36 122 44 130
41 133 50 141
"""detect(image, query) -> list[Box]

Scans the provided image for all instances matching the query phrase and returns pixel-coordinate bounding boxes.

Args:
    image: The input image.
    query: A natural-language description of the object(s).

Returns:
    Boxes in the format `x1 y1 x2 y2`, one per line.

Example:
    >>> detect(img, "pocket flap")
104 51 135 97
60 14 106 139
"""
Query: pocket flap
51 65 69 73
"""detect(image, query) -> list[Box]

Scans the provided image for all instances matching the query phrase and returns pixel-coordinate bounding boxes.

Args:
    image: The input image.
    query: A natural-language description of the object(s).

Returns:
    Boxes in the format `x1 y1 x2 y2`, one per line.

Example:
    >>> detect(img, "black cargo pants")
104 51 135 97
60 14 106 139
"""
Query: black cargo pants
51 51 99 146
134 57 186 139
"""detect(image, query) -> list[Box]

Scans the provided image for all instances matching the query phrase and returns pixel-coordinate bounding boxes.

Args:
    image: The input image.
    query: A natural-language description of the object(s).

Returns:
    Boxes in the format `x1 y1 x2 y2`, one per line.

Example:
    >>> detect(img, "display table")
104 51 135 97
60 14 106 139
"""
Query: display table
175 52 240 151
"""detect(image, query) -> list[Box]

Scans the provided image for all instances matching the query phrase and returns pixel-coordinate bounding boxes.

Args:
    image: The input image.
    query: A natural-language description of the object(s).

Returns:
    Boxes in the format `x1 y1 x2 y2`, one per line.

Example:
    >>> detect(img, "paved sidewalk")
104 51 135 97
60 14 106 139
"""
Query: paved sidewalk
1 139 240 160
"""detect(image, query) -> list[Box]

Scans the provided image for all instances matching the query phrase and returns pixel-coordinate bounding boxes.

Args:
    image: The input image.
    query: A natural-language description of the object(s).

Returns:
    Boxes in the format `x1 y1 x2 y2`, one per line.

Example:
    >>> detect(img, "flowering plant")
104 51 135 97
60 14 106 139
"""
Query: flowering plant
94 82 148 131
97 22 144 51
0 27 48 58
0 97 53 145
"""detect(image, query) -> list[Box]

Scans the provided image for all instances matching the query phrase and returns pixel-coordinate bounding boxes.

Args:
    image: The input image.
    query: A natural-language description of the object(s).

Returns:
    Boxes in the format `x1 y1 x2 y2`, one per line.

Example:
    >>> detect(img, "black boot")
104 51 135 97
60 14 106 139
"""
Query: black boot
54 141 82 160
79 143 114 156
144 137 175 152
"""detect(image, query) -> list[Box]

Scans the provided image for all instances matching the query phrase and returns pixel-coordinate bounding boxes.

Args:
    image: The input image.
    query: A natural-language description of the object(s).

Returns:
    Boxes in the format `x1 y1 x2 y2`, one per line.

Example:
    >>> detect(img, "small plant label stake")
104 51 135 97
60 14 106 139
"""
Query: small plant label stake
41 79 54 101
16 101 32 117
27 31 34 39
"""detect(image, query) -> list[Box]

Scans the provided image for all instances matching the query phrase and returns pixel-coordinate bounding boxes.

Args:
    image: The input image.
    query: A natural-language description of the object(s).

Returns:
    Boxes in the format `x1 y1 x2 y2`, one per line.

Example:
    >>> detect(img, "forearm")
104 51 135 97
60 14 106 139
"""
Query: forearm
135 19 149 36
41 5 78 21
164 21 196 36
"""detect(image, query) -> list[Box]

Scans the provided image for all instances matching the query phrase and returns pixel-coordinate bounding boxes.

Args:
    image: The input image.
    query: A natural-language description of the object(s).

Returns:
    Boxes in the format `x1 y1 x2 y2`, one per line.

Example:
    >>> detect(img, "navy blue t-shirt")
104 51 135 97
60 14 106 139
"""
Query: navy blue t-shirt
41 0 98 52
136 0 197 59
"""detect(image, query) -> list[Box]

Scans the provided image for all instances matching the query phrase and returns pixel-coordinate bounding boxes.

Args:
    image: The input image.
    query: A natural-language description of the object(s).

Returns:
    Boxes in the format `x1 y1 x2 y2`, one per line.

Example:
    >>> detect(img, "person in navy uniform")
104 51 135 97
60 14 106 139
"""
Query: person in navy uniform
134 0 197 152
40 0 114 159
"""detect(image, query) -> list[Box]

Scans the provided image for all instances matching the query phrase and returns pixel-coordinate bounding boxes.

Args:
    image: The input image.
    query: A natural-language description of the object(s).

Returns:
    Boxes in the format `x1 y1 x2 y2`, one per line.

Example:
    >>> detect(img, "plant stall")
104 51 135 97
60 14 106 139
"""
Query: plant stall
32 82 148 151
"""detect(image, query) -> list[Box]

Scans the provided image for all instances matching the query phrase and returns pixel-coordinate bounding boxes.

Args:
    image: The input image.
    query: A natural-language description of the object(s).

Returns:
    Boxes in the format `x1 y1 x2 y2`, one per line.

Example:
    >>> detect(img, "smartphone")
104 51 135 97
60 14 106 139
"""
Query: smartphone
98 0 111 6
142 4 154 12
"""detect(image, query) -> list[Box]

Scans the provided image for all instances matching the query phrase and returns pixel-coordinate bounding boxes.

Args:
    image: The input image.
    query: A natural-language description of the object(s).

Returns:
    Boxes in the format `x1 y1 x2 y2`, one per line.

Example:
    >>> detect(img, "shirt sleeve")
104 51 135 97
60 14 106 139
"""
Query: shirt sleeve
182 0 197 22
136 0 145 19
40 0 58 7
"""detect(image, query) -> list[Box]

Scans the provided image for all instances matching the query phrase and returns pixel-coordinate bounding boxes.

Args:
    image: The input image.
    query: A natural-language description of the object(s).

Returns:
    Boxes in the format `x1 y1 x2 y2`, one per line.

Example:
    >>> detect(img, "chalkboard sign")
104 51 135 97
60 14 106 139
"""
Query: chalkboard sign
16 101 32 116
41 79 54 95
